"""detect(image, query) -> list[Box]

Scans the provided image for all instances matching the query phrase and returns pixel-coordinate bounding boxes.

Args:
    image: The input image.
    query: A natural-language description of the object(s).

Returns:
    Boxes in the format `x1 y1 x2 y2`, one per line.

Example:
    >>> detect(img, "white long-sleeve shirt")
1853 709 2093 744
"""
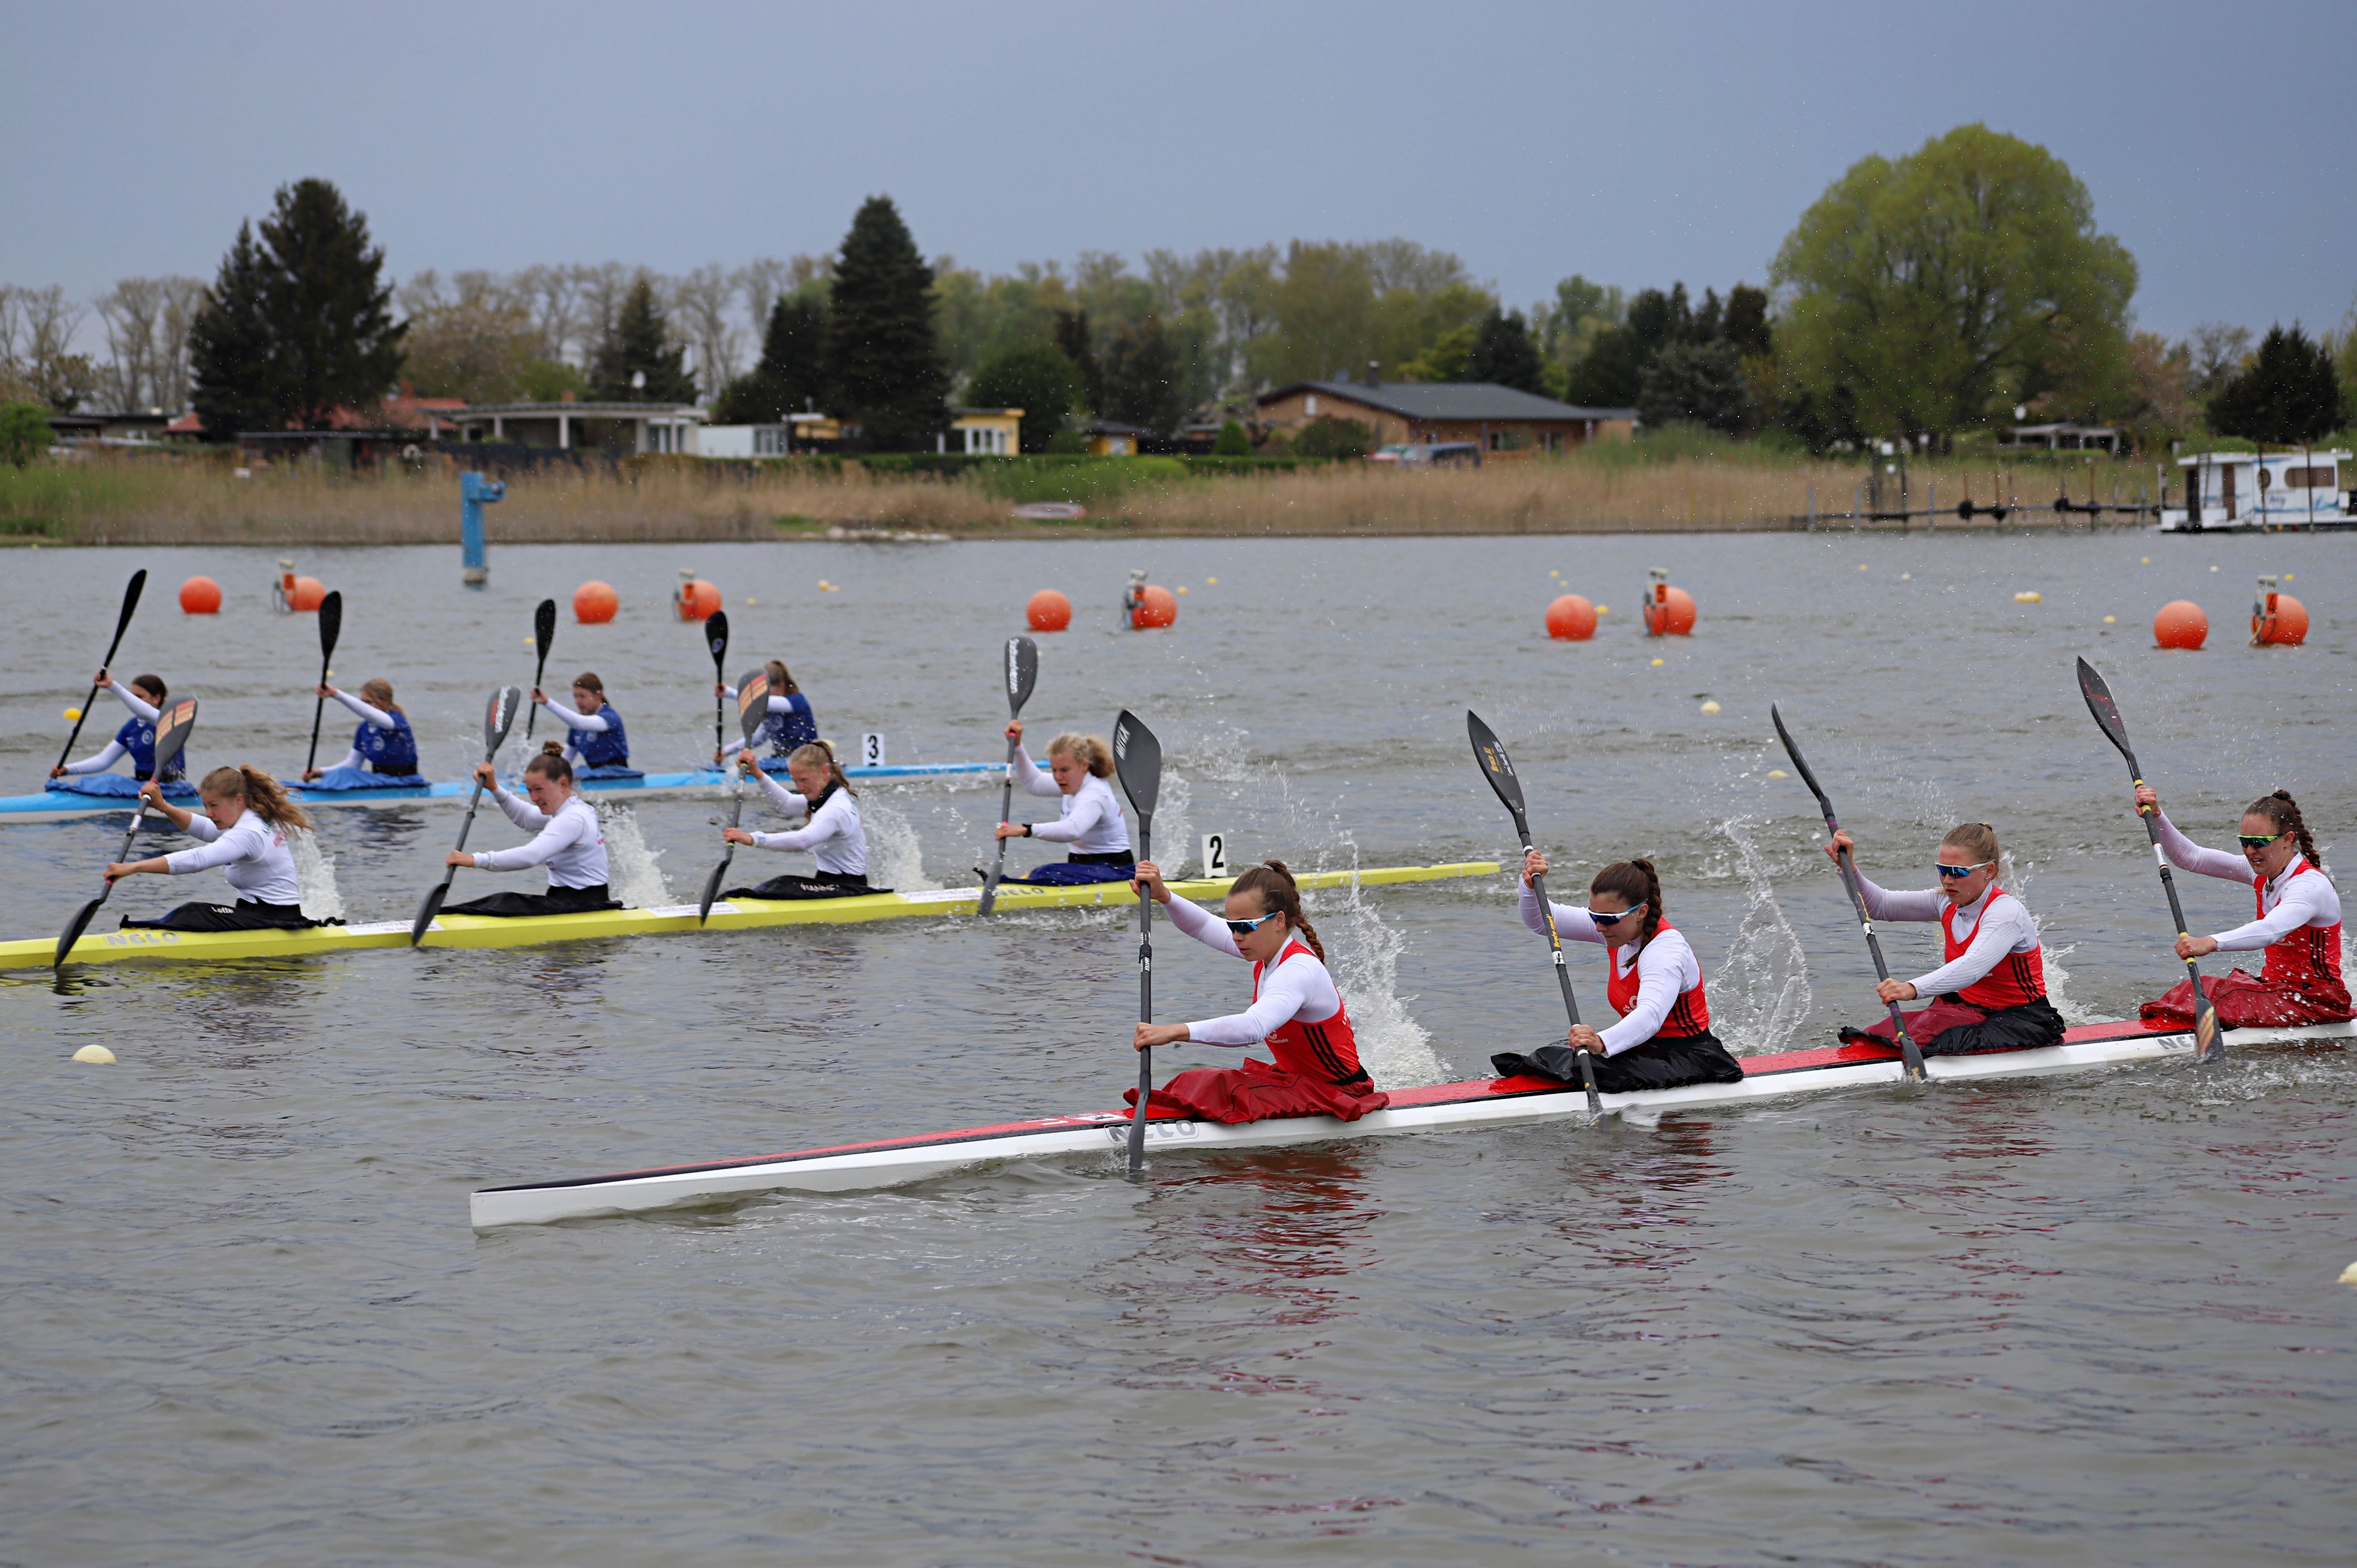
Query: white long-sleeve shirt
747 771 865 877
1853 871 2040 997
1164 893 1343 1046
61 682 165 774
163 808 302 905
538 696 612 733
471 788 609 888
1012 748 1130 853
324 688 398 772
1517 884 1705 1054
2153 809 2341 951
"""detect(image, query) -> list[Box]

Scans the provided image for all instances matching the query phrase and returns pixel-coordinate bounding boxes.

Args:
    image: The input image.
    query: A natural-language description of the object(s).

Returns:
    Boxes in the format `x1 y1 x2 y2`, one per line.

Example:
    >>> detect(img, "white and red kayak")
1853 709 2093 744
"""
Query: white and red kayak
470 1017 2352 1228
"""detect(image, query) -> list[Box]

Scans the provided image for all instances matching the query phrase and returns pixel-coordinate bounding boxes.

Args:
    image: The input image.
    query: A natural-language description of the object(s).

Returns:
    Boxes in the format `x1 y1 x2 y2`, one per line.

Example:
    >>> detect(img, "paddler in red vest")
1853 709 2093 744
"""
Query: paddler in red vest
1827 821 2066 1054
2133 786 2349 1028
1490 851 1746 1090
1125 859 1390 1124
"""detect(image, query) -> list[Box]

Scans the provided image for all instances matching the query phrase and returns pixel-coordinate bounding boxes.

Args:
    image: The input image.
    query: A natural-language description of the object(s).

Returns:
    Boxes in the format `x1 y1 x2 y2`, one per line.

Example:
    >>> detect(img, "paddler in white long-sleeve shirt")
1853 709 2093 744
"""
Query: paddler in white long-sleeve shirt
533 671 640 779
720 739 883 899
108 765 325 931
440 745 619 917
1826 820 2065 1055
2133 784 2349 1029
1124 859 1388 1124
990 724 1134 884
1488 850 1746 1092
49 672 195 798
300 678 426 787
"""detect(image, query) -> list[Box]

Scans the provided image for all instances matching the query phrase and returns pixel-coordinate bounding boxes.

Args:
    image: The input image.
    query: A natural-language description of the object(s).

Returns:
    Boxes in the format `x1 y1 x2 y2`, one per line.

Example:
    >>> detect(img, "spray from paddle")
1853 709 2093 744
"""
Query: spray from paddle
56 697 196 968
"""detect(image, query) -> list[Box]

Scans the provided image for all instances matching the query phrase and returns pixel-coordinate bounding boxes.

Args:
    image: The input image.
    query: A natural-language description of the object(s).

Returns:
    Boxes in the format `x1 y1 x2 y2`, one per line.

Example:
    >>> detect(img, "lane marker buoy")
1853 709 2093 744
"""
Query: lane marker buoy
73 1044 114 1064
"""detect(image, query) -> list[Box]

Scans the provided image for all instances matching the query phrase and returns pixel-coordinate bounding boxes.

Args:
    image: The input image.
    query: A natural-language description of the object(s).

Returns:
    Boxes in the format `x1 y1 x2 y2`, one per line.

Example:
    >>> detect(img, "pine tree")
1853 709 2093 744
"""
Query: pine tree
713 295 828 424
188 220 282 438
2209 324 2343 445
256 179 404 427
591 278 696 402
1467 309 1547 394
827 196 947 450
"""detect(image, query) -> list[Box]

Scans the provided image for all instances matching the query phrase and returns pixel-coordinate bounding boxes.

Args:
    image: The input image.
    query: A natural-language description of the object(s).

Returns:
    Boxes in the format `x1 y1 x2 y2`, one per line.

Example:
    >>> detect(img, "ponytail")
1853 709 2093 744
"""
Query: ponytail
199 764 313 832
525 743 575 785
789 739 853 796
765 659 798 696
1229 859 1322 958
2247 790 2323 872
1048 732 1116 778
1589 857 1664 943
359 677 401 716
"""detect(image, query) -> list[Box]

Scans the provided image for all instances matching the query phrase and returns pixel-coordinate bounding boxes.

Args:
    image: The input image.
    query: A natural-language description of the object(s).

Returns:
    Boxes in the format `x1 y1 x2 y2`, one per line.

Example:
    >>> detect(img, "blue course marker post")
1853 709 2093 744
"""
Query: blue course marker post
461 471 505 587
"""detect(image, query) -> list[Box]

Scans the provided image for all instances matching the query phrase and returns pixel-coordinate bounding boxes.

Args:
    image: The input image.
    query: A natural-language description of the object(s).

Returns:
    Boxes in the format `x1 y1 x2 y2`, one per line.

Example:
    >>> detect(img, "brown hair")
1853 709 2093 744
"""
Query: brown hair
525 743 575 785
765 659 798 696
1589 858 1664 943
359 677 401 715
1048 732 1115 778
199 764 312 832
131 674 167 702
572 672 606 698
1229 859 1323 958
1941 821 2001 866
2246 791 2322 870
788 739 854 796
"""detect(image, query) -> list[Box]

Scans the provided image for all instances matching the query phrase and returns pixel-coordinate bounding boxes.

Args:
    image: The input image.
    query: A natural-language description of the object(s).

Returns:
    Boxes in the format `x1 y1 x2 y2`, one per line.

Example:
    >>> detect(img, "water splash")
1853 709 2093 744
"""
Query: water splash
1313 863 1449 1089
862 795 934 891
598 806 673 910
288 829 344 923
1151 773 1193 877
1709 816 1813 1056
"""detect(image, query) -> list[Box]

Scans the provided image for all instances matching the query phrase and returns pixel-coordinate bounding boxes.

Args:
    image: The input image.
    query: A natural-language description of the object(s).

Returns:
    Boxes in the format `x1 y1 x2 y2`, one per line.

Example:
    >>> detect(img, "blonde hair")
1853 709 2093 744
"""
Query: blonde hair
359 678 401 715
765 658 798 696
789 739 853 796
1048 732 1114 778
1941 821 2001 864
200 764 312 832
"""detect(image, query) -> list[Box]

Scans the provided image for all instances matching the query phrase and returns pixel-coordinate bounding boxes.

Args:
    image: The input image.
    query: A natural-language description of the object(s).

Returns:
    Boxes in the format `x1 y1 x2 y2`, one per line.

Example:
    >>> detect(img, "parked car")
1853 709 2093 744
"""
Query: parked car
1369 442 1482 468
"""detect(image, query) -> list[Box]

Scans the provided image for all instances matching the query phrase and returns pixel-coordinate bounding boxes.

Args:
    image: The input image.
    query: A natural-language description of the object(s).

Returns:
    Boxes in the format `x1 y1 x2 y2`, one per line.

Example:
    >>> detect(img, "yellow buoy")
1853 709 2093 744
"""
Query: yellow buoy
2014 591 2041 603
746 596 759 606
1857 563 1869 571
63 707 81 722
1549 569 1560 577
1206 577 1218 585
1699 700 1721 714
2141 556 2152 564
2338 1260 2357 1284
1175 586 1188 595
73 1044 115 1064
2103 615 2117 624
1650 657 1665 666
2283 574 2294 582
1596 605 1609 615
1768 769 1788 779
1900 572 1912 580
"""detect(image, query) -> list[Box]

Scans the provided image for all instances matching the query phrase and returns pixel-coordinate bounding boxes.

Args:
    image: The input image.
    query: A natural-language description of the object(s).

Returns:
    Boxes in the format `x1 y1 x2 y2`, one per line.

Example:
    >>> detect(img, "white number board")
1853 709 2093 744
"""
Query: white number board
1201 832 1229 878
861 732 885 768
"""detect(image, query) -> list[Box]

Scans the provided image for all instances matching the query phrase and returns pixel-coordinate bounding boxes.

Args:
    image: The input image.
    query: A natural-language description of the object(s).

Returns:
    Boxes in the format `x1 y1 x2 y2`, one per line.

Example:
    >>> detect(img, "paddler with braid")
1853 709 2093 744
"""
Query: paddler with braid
2131 786 2348 1029
1490 851 1746 1090
1823 821 2066 1055
1125 859 1389 1123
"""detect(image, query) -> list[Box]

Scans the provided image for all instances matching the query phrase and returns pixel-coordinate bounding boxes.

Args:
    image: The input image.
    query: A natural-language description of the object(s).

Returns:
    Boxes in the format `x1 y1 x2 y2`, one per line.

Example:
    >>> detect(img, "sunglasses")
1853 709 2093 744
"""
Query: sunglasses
1935 860 1994 880
2237 831 2287 850
1223 911 1283 936
1583 905 1639 926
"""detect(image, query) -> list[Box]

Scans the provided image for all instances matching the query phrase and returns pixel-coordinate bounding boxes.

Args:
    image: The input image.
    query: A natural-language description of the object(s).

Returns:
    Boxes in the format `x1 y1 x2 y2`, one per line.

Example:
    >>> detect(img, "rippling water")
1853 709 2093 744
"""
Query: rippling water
3 532 2351 1563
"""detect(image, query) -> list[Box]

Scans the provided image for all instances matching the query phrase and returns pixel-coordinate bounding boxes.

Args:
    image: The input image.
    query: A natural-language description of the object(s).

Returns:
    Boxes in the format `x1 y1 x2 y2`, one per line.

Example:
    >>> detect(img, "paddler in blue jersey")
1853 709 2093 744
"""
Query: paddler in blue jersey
715 658 818 767
534 671 641 779
49 671 194 797
302 678 427 785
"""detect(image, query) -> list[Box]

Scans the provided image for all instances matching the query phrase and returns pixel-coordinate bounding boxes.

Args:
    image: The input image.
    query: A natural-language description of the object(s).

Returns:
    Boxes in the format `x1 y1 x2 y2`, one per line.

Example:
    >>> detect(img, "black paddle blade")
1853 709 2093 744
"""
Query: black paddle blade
1112 710 1161 822
1466 710 1528 819
706 610 730 672
1006 636 1038 714
1768 704 1835 813
484 685 524 753
533 597 558 658
410 881 451 947
116 569 147 634
2077 658 2137 772
56 893 110 968
317 589 343 656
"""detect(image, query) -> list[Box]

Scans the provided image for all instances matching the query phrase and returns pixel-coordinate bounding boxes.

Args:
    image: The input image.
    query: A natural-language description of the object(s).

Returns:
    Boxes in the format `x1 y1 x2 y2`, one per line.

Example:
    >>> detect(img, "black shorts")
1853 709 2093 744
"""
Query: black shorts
1492 1028 1747 1093
440 884 622 918
120 900 325 933
725 872 884 901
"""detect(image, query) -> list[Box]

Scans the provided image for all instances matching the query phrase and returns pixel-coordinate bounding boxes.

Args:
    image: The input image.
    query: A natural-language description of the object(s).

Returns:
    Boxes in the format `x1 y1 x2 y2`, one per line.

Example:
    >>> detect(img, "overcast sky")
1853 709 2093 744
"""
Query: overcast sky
4 0 2350 344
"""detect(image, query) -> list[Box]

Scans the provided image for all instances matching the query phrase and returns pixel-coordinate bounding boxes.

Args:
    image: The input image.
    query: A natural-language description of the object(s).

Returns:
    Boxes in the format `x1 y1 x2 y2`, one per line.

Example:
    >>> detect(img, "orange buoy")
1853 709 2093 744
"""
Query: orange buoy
1130 584 1178 629
286 576 326 612
2252 590 2308 646
2153 599 2207 650
673 578 721 621
1544 594 1597 641
1026 589 1073 632
1643 584 1697 636
178 576 223 614
573 581 619 624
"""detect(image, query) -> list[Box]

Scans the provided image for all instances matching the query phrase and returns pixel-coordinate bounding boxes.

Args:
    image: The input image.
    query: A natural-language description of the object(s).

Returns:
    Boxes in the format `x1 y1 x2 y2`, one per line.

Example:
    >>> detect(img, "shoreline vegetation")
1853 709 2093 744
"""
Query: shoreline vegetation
1 444 2169 545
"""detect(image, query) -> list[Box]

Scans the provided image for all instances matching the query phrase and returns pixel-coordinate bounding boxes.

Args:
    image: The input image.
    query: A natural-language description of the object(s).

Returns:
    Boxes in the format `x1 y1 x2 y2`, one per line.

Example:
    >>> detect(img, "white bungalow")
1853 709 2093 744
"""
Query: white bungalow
2163 449 2352 531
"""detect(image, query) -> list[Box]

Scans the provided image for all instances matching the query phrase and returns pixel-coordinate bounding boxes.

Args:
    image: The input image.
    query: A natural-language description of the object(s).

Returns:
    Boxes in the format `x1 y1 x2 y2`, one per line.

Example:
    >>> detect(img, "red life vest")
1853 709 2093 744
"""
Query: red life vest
1942 888 2045 1009
1251 939 1369 1085
2257 858 2343 990
1602 923 1712 1039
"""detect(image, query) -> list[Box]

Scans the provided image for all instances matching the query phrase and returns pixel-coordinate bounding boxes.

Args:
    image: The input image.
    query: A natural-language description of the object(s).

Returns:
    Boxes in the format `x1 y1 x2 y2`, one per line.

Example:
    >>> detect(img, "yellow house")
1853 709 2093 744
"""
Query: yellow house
948 407 1022 455
1085 419 1152 457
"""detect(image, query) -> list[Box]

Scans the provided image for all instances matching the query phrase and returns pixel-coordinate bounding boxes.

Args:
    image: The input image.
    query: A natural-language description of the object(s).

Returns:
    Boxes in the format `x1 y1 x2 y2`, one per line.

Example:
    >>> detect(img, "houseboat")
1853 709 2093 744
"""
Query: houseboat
2162 449 2354 531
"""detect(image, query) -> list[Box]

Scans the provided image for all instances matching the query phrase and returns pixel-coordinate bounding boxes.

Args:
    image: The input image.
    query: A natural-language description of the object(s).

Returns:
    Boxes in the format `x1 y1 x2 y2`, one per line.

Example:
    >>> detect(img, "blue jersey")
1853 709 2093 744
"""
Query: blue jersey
765 691 817 756
116 714 185 783
354 709 419 774
571 703 629 768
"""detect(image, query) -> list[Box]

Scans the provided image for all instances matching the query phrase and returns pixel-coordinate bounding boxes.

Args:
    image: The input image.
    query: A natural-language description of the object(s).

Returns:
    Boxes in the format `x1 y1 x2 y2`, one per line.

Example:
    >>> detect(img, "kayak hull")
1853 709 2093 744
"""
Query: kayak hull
468 1018 2354 1228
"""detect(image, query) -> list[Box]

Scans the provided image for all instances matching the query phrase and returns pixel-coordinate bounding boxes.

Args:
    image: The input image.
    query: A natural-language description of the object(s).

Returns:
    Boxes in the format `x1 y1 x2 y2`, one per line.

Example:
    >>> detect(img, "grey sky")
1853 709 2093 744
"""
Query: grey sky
4 0 2350 344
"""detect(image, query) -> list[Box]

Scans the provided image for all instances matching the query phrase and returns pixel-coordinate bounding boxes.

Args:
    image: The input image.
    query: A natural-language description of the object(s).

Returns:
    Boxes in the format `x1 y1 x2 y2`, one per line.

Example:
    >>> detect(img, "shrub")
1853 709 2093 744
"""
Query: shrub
1210 418 1252 456
1292 416 1375 459
0 400 52 466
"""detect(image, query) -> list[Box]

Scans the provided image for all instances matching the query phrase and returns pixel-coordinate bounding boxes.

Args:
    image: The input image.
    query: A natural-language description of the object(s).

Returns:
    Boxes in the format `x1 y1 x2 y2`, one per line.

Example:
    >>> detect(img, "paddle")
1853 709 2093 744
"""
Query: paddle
698 669 771 923
976 636 1041 915
301 589 344 778
1112 709 1161 1174
1770 704 1928 1083
522 598 557 742
56 696 196 968
1466 710 1602 1115
56 569 148 774
2077 658 2224 1063
705 610 730 766
409 685 525 947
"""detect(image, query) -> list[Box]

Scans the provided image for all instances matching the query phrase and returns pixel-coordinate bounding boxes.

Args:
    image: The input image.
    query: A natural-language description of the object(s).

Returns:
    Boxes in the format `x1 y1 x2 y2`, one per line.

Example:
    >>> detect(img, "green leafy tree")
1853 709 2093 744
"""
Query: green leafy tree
516 359 588 403
246 179 405 427
1565 284 1690 406
828 195 947 450
1210 418 1252 456
1639 341 1752 434
1053 308 1102 413
1397 322 1476 382
713 295 829 424
1468 309 1547 393
590 276 695 402
188 220 282 438
965 339 1083 453
1291 415 1373 459
1771 123 2137 440
1101 315 1187 434
0 399 52 465
398 270 536 404
2208 323 2345 445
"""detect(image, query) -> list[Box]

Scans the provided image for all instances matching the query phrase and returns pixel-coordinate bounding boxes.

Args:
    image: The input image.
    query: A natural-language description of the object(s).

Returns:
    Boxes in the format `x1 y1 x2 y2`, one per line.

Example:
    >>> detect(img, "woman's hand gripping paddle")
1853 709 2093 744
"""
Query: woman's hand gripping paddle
410 686 524 947
56 696 195 968
977 636 1040 915
56 569 147 774
1771 705 1928 1083
1112 709 1161 1174
2077 658 2225 1063
1466 711 1602 1117
301 590 344 778
522 598 557 743
699 670 770 923
705 611 730 766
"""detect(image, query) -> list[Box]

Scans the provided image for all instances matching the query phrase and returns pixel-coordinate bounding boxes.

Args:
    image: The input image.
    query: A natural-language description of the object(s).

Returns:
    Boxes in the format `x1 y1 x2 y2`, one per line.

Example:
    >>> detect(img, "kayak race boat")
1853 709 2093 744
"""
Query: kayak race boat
470 1017 2352 1228
0 762 1001 825
19 861 1499 970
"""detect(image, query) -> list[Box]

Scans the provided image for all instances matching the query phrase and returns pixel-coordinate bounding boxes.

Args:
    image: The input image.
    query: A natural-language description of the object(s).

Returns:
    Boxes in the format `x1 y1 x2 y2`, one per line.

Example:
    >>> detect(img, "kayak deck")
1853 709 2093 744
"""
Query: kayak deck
469 1017 2354 1228
18 862 1500 970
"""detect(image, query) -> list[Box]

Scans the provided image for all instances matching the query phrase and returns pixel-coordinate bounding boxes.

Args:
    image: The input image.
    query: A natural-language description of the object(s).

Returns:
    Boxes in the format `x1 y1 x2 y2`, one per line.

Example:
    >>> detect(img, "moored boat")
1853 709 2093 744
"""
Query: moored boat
2162 449 2354 531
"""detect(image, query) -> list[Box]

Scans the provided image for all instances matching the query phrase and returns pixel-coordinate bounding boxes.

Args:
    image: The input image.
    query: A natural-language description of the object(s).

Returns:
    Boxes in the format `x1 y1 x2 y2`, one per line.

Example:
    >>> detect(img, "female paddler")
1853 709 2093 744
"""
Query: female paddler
1125 859 1388 1123
2133 785 2348 1028
1490 851 1746 1090
534 672 640 779
990 723 1134 884
1824 821 2065 1055
105 766 322 931
301 679 426 786
49 672 193 797
720 740 880 898
715 659 818 766
440 745 619 916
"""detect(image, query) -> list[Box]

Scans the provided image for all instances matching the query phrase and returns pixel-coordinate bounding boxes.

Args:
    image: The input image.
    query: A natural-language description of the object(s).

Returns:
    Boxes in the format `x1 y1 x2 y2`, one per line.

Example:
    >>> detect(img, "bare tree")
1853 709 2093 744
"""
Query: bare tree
154 277 205 412
2 285 100 410
738 257 789 343
512 263 582 364
572 263 636 374
671 263 742 393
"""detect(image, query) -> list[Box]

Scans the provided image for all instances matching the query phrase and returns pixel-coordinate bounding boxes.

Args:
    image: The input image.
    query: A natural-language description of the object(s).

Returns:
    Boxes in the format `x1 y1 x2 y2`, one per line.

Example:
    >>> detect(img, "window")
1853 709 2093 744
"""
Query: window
2283 466 2335 489
1305 395 1319 415
754 427 786 457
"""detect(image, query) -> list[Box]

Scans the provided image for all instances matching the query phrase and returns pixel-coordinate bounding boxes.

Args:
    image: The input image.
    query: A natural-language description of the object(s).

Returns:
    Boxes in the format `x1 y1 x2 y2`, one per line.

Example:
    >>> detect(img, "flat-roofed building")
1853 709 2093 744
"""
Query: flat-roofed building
1257 377 1636 454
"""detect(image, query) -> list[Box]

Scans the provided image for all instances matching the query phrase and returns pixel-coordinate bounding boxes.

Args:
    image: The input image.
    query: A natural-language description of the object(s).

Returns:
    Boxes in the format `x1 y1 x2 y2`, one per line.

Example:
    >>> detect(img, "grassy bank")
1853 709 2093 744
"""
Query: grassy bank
0 444 2175 545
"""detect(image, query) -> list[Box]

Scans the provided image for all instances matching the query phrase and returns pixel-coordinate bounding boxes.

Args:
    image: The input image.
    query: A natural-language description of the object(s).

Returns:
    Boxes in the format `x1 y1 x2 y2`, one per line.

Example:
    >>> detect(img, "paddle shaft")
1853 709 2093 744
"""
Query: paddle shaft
524 651 550 740
977 688 1033 915
1511 815 1603 1114
2122 766 2223 1061
56 572 147 773
1824 832 1931 1080
303 598 342 777
1128 817 1154 1173
698 768 745 923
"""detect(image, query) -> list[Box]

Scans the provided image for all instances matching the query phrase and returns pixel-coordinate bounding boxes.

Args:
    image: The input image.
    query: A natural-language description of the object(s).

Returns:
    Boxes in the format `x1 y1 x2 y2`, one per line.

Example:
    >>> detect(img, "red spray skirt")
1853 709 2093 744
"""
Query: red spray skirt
1125 1057 1392 1125
2142 968 2352 1030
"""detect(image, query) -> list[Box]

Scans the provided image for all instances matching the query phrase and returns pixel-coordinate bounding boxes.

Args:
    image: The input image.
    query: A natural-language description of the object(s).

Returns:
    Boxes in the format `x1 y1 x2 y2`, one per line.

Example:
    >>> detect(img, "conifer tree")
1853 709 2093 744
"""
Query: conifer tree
1467 309 1547 394
188 221 282 438
2209 324 2343 445
713 295 828 424
1101 316 1186 434
256 179 405 427
591 277 696 402
827 197 947 450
